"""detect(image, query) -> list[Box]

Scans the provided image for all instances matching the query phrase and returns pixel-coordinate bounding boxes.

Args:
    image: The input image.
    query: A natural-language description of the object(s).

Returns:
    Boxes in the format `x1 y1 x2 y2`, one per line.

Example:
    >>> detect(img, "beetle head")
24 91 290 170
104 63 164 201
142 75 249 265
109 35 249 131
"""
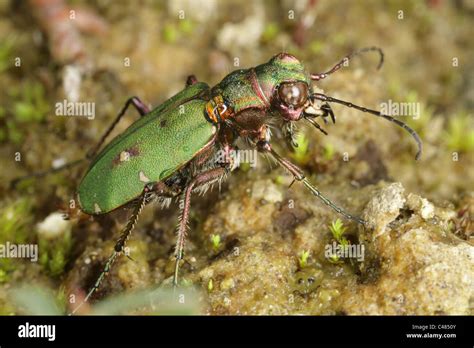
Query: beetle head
274 80 310 121
267 53 311 122
269 49 422 161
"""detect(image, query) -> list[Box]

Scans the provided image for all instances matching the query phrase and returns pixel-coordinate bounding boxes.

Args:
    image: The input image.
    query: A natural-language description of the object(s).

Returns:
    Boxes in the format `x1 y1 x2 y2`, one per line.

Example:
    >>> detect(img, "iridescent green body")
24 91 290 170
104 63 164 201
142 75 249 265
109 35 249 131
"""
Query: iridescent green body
78 54 310 215
49 48 411 307
77 82 216 214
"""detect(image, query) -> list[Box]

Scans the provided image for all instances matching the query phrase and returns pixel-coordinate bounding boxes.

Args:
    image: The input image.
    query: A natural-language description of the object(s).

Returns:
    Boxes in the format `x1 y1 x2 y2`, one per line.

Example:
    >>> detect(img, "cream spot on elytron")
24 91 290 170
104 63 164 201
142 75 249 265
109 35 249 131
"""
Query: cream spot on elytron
94 203 102 213
139 171 150 183
120 151 130 162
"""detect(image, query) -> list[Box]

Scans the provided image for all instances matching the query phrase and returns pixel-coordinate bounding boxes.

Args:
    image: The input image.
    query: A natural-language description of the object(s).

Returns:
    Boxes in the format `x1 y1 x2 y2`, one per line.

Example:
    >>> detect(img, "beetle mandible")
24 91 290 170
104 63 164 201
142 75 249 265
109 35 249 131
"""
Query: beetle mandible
12 47 422 313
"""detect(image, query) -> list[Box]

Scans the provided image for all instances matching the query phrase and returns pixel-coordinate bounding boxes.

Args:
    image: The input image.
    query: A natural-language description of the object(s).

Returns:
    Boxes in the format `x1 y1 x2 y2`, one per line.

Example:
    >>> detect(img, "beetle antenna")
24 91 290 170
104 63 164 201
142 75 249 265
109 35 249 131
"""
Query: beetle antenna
311 46 384 81
310 93 422 160
257 141 366 225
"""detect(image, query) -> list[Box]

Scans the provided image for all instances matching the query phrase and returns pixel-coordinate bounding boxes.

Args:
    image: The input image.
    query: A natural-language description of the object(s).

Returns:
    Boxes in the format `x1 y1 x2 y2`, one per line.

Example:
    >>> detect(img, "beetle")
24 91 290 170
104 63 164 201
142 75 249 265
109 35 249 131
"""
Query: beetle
12 47 422 313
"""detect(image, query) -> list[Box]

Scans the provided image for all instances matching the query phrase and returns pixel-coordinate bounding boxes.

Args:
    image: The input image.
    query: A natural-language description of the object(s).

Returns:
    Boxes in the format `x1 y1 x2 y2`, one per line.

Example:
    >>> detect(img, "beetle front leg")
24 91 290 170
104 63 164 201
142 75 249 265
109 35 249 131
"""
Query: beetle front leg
256 140 366 225
173 166 228 288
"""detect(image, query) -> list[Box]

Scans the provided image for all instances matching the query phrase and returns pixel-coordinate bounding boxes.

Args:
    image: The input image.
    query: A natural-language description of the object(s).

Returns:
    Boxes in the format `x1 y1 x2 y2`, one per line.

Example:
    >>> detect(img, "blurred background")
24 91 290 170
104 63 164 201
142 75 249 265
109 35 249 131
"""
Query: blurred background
0 0 472 315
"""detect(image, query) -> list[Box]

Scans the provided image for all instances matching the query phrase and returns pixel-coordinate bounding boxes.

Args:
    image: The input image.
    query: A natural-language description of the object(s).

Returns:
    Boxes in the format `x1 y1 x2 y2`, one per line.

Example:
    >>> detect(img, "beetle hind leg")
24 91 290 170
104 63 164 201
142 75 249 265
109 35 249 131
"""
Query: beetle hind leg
70 183 154 315
10 158 86 189
11 96 151 189
86 96 150 159
173 166 228 288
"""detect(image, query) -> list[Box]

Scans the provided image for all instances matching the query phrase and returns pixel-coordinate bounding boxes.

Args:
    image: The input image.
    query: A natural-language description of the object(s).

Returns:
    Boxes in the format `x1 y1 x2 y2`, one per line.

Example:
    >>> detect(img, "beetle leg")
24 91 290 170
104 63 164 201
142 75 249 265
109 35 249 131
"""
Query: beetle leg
150 181 182 209
305 116 328 136
10 158 86 188
173 166 228 288
151 181 180 198
70 183 153 315
186 75 198 87
86 96 150 159
10 96 151 188
256 140 366 226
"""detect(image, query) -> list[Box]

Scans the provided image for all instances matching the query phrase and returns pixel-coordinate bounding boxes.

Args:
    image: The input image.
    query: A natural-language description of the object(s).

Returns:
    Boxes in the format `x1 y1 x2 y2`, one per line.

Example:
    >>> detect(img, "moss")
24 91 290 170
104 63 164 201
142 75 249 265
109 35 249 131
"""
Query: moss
0 269 8 283
163 19 195 44
38 230 73 277
262 22 279 42
290 132 310 166
210 234 221 252
444 112 474 153
239 162 251 172
298 249 310 268
0 198 34 282
405 90 435 138
3 80 50 144
162 23 178 44
207 278 213 292
309 40 325 55
0 198 32 244
178 19 194 36
329 219 347 243
55 285 68 314
327 219 349 264
274 175 285 185
0 35 14 73
11 81 49 123
322 142 335 161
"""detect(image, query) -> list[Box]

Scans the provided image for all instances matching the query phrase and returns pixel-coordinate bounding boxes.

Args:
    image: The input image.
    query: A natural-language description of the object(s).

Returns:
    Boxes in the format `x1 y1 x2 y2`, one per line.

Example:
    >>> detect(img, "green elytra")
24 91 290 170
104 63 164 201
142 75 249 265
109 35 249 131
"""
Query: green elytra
77 82 216 214
77 53 309 214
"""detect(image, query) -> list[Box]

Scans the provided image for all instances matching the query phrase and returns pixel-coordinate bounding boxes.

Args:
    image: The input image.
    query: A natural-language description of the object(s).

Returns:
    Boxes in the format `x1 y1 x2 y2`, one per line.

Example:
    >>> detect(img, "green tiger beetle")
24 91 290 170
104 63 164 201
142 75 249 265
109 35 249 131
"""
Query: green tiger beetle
12 47 422 314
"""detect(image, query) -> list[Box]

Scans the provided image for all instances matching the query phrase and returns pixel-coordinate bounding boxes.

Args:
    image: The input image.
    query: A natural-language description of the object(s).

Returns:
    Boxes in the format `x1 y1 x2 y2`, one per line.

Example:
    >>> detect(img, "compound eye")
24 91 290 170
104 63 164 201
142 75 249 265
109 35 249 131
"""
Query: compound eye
278 82 308 107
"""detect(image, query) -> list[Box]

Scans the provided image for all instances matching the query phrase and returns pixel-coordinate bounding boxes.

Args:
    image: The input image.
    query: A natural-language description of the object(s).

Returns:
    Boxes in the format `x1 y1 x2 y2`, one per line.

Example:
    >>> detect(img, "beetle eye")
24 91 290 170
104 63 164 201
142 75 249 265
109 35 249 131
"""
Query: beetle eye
278 82 308 108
